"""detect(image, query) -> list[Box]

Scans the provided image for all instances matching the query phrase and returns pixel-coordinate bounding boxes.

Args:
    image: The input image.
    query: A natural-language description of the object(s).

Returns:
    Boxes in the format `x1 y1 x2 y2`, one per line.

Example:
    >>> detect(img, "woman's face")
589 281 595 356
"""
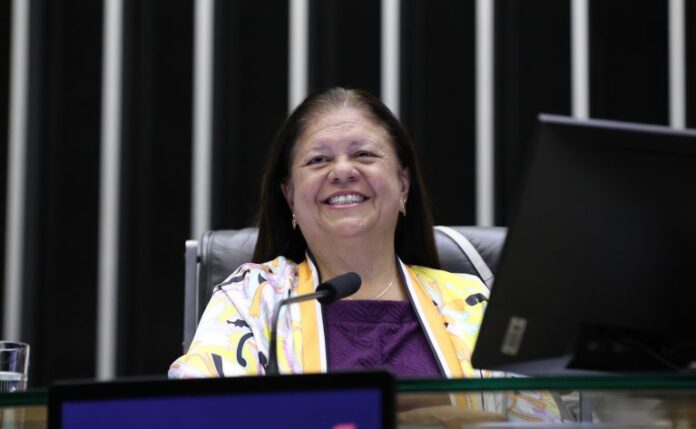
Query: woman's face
282 107 410 249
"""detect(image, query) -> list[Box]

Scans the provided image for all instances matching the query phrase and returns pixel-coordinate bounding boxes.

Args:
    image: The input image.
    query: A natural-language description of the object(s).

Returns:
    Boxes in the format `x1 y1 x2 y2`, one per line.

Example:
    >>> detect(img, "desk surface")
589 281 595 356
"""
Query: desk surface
4 374 696 429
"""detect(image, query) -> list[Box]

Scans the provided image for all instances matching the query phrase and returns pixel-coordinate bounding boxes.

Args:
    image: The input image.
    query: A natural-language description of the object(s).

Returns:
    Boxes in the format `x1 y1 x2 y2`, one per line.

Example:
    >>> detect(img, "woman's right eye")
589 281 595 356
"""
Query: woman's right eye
306 155 328 166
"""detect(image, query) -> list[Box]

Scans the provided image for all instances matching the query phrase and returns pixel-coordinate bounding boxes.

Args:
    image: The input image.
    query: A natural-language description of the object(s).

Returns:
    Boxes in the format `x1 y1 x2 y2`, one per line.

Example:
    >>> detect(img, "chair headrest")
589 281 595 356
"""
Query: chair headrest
196 226 507 316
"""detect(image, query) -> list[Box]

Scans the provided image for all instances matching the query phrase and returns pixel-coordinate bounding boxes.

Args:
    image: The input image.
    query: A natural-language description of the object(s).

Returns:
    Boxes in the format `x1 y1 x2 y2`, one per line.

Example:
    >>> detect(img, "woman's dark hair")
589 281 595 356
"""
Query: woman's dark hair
252 87 440 268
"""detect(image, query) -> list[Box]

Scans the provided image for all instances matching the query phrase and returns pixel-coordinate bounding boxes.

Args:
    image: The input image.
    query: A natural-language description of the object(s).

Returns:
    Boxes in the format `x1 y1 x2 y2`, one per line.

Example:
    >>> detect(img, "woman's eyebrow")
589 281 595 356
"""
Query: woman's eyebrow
347 139 378 149
301 142 332 153
300 138 378 155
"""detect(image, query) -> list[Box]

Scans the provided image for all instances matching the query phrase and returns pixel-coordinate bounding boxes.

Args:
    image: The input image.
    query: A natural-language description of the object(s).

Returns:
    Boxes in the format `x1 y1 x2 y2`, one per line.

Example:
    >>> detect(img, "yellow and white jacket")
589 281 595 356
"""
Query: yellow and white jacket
169 256 560 422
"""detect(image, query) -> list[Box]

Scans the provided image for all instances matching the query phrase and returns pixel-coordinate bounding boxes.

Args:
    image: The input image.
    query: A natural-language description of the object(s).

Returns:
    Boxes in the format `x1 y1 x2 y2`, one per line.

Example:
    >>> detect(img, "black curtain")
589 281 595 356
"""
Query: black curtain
400 0 476 225
117 0 193 376
309 0 381 95
0 0 692 387
590 0 668 124
494 0 571 225
211 0 289 230
23 0 103 385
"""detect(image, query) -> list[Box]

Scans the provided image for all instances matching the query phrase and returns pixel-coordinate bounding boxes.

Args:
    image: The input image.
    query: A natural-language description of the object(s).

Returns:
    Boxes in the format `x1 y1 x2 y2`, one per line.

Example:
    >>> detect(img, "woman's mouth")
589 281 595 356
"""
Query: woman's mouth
324 193 367 206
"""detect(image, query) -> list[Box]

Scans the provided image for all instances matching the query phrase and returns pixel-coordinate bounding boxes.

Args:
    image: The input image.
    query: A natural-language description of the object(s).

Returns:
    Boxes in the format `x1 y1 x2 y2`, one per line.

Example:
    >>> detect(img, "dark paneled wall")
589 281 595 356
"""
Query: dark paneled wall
309 0 381 95
590 0 668 124
118 0 193 376
24 0 103 384
401 0 476 225
494 0 571 225
0 0 692 386
0 0 10 329
211 0 288 230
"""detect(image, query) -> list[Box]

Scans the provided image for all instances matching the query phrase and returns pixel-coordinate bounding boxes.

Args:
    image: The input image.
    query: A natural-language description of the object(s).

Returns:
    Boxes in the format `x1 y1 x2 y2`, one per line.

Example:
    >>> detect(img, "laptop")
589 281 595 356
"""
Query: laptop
49 371 395 429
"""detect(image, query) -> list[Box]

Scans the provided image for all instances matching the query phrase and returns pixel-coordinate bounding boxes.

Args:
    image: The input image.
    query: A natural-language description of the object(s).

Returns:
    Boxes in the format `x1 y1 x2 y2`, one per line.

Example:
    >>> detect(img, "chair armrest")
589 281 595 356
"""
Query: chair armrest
183 240 199 353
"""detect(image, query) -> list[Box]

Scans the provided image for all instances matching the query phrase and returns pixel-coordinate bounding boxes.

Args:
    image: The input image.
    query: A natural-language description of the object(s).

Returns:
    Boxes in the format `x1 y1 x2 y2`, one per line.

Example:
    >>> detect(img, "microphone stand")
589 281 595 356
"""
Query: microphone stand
265 292 328 375
265 272 361 375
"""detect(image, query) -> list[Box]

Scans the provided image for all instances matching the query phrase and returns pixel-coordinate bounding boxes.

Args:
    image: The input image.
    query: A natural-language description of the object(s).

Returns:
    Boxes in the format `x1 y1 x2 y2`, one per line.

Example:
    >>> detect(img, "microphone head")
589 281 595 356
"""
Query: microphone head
316 272 361 304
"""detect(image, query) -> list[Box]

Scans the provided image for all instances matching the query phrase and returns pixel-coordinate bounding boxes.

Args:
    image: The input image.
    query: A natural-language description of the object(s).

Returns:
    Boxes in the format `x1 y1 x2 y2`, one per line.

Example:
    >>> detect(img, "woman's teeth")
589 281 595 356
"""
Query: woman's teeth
328 194 365 205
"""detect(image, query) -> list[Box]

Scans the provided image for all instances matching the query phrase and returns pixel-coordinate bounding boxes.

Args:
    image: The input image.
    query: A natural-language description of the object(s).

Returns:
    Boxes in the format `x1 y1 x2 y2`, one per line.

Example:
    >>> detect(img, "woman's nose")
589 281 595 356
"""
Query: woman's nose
329 158 358 183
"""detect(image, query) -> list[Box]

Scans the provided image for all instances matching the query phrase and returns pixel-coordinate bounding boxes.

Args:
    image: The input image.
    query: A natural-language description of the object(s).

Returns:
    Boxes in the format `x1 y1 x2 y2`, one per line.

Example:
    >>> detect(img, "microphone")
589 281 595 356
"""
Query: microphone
265 272 361 375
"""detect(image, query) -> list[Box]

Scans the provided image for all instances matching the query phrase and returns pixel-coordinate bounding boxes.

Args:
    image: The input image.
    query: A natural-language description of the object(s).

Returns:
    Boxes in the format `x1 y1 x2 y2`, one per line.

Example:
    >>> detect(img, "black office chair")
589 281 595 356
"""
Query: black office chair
180 226 586 421
182 226 507 352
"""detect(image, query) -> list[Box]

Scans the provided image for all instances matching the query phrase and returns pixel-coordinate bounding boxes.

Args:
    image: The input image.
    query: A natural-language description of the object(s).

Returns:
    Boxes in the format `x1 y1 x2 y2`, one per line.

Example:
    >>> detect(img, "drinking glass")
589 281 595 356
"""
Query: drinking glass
0 342 30 393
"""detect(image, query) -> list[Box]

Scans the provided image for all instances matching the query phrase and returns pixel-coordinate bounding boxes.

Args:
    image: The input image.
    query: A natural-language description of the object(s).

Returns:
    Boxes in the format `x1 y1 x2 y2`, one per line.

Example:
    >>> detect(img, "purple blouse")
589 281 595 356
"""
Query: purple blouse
323 300 442 377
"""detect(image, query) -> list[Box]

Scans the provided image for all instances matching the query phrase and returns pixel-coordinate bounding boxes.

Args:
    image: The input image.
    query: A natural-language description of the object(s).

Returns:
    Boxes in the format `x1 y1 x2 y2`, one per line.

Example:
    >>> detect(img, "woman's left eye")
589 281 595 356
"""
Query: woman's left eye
355 151 375 158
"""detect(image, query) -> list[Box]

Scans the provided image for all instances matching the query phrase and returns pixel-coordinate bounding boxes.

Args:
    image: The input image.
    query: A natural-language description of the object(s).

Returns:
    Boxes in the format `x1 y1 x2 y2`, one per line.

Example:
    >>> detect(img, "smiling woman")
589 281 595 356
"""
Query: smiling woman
253 87 439 271
281 107 410 300
168 88 561 421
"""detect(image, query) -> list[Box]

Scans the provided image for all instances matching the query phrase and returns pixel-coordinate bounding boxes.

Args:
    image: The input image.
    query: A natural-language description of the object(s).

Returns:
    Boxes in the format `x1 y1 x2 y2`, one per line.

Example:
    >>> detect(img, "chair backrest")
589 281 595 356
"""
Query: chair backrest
183 226 507 352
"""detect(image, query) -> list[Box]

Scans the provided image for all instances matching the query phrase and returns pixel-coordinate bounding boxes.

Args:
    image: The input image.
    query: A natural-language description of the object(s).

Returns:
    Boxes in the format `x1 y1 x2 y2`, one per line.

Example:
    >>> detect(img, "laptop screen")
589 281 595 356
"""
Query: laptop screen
50 372 395 429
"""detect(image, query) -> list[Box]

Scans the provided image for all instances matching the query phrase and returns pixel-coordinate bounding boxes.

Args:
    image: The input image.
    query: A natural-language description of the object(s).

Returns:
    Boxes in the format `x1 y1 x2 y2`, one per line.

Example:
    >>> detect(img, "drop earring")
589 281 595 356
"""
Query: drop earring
292 213 297 229
400 199 407 216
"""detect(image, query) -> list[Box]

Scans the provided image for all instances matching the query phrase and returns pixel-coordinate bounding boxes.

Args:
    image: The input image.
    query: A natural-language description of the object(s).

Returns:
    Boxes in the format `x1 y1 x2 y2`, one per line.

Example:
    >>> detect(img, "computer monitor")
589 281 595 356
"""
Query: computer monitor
49 371 395 429
471 115 696 374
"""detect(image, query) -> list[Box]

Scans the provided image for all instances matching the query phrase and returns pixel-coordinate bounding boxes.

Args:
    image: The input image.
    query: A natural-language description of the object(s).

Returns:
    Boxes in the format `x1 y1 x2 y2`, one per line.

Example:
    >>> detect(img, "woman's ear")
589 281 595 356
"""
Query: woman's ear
399 167 411 201
281 180 294 211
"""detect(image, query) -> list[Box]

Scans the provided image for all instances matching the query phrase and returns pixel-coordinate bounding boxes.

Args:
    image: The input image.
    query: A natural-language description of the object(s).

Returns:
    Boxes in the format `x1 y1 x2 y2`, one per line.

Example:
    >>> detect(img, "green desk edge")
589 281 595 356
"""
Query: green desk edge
0 389 47 406
397 374 696 392
3 374 696 406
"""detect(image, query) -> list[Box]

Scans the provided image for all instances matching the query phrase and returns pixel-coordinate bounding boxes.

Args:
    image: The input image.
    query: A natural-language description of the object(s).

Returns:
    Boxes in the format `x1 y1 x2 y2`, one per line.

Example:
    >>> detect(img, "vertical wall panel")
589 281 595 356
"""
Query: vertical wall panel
494 0 571 225
118 0 193 376
590 0 668 124
24 0 103 386
18 0 45 363
309 0 381 95
687 0 696 128
400 0 476 225
211 0 288 230
668 0 685 129
0 0 12 334
476 0 495 226
289 0 309 110
4 0 31 344
571 0 589 119
191 0 214 240
381 0 400 117
97 0 123 381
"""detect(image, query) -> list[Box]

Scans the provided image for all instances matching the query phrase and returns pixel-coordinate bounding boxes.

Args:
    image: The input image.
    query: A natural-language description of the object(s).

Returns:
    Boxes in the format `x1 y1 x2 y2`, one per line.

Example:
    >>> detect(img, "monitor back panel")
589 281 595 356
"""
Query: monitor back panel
49 372 395 429
472 115 696 372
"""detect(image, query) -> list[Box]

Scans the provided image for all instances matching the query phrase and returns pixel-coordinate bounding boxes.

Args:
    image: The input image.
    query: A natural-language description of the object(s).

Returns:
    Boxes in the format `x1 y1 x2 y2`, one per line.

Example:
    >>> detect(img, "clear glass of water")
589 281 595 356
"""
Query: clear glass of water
0 341 30 393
